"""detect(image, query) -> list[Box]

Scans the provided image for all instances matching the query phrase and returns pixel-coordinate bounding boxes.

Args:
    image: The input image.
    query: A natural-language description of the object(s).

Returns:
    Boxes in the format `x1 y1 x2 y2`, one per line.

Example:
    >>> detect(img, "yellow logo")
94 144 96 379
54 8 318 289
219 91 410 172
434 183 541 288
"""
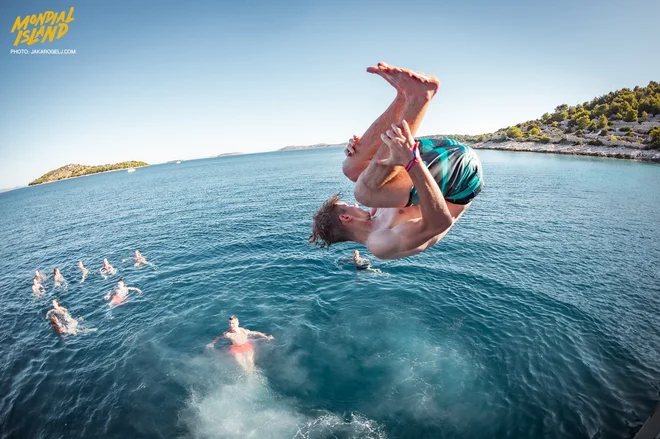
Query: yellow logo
11 7 75 46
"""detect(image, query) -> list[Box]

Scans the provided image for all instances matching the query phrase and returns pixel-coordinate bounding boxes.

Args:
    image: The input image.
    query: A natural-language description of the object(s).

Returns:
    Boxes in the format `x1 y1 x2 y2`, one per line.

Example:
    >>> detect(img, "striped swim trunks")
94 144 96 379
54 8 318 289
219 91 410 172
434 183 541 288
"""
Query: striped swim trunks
408 138 484 206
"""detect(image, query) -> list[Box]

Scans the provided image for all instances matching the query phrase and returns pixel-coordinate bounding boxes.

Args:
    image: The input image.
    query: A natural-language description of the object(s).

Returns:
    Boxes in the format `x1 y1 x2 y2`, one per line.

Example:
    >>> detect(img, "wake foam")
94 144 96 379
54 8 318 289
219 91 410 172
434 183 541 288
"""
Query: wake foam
178 354 385 439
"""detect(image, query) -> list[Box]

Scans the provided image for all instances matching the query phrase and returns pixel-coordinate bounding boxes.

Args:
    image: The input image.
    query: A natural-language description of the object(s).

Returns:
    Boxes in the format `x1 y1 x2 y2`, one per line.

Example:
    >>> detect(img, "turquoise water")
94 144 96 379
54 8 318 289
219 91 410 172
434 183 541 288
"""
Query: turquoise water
0 148 658 439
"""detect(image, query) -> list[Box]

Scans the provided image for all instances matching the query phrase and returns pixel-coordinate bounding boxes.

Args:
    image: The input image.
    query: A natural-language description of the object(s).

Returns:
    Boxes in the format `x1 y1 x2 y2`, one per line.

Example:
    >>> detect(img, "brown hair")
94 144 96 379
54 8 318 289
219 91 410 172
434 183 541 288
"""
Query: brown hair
309 193 352 248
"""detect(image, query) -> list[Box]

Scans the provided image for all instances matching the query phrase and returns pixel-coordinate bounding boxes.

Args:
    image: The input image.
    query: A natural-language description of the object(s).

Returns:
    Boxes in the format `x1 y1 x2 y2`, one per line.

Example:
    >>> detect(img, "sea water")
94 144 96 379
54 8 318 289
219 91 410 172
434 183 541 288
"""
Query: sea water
0 148 658 439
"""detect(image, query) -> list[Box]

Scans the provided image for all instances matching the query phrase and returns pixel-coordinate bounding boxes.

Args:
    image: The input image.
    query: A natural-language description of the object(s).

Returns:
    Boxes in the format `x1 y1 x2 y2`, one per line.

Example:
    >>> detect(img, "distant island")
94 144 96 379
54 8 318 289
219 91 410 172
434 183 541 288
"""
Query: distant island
279 81 660 162
29 161 149 186
279 143 346 151
216 152 243 157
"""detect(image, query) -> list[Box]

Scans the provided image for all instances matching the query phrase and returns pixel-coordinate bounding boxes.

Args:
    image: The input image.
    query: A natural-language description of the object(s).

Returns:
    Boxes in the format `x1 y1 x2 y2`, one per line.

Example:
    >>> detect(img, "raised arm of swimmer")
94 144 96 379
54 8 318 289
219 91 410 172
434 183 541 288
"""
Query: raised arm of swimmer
368 121 454 259
127 287 142 294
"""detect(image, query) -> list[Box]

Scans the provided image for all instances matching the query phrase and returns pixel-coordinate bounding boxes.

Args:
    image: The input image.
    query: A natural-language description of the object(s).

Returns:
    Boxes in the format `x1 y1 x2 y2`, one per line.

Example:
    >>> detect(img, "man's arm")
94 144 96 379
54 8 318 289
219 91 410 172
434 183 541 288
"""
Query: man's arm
206 332 226 349
405 156 454 235
127 287 142 293
368 122 455 257
247 330 274 340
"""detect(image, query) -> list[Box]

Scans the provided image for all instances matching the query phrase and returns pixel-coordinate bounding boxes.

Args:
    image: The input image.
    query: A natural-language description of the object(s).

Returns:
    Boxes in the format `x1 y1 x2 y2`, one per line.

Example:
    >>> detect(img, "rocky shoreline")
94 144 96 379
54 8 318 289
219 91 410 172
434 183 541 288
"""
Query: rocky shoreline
470 140 660 163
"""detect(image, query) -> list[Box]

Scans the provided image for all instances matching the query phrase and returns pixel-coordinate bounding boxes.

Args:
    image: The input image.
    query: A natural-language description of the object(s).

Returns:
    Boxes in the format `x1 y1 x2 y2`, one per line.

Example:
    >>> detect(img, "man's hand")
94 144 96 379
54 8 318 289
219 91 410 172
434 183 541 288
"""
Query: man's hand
379 120 417 167
344 135 360 156
206 342 215 349
267 335 274 341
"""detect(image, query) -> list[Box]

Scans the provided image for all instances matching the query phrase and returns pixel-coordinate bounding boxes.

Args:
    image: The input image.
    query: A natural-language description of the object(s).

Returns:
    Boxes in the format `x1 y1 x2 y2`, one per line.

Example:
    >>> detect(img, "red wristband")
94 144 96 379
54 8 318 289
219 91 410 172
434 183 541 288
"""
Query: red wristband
404 141 421 172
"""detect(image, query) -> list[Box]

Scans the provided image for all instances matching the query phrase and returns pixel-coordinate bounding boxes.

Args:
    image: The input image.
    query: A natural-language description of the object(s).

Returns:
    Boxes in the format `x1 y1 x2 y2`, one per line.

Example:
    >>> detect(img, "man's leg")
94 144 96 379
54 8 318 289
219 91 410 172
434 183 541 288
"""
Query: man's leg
246 349 255 373
234 353 249 372
342 63 408 182
353 66 440 207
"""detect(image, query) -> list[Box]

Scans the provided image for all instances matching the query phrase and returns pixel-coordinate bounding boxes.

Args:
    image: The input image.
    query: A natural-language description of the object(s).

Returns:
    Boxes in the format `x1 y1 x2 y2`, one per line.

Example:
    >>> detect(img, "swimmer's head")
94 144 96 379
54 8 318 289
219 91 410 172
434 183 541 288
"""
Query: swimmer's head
52 299 61 308
353 250 360 258
228 315 239 329
35 269 40 276
103 258 109 265
310 194 369 248
117 279 125 286
53 267 59 275
135 250 140 256
78 260 84 267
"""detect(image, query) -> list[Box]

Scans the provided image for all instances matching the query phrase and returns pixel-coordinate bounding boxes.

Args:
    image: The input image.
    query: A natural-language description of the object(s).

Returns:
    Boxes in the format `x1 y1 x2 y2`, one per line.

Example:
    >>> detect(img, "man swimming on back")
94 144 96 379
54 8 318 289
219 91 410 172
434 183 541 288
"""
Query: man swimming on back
78 260 89 283
32 278 46 297
104 279 141 306
206 315 274 373
47 299 78 335
123 250 154 268
100 258 116 278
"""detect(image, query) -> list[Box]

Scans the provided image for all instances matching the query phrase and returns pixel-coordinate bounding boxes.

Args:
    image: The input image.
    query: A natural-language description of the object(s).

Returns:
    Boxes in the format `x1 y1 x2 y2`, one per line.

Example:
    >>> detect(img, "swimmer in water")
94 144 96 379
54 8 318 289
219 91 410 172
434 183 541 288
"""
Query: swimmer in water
32 278 46 297
53 267 67 289
123 250 154 268
104 278 141 306
78 260 89 283
46 299 78 335
340 250 381 273
99 258 116 278
351 250 371 270
206 315 274 373
34 269 47 283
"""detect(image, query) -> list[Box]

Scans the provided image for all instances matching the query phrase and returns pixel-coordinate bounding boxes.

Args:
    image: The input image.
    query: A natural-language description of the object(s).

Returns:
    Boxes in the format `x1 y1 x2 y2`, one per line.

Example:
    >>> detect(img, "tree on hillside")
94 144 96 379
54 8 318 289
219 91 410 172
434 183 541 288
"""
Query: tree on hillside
650 127 660 145
593 104 609 117
552 110 568 122
624 108 637 122
639 96 660 115
507 127 523 138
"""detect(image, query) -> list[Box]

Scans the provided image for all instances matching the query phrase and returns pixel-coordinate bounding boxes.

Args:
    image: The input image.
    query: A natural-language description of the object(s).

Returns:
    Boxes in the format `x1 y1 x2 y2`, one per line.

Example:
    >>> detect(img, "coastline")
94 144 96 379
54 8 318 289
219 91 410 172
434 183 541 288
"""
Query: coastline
27 164 150 188
9 141 658 193
470 141 660 163
278 140 660 163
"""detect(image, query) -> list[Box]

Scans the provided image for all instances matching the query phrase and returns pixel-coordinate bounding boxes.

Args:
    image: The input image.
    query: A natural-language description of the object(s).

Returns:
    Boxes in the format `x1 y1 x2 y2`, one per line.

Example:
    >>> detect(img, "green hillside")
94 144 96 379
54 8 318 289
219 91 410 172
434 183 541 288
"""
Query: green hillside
29 161 148 186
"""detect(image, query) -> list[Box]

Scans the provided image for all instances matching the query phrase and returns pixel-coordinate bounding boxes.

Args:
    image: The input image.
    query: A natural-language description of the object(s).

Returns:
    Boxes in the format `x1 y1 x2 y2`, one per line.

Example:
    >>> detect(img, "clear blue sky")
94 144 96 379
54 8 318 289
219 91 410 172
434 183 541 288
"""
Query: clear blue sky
1 0 658 188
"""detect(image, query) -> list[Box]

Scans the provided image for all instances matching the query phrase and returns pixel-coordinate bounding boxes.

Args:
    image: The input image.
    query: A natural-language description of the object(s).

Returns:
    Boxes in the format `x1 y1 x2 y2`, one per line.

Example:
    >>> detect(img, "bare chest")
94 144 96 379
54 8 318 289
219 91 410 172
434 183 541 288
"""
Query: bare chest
372 206 421 230
226 330 248 343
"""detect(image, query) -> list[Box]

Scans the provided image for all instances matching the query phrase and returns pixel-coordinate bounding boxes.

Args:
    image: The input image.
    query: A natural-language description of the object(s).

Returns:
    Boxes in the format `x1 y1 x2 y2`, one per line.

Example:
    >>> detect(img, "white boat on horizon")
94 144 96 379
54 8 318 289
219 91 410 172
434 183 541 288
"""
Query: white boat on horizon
127 168 136 173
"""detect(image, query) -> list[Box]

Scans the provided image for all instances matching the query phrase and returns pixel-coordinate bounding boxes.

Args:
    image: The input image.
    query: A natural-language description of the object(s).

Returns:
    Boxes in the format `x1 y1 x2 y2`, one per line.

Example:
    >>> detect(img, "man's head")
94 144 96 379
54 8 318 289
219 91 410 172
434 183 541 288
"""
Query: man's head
78 260 84 267
52 299 61 308
228 315 239 330
118 279 125 287
309 193 371 248
103 258 109 265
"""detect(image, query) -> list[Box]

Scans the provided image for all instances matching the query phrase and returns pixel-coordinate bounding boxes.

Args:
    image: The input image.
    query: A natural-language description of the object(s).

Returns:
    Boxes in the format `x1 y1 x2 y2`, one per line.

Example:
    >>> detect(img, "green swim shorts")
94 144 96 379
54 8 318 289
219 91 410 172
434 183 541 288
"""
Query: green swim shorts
408 138 484 206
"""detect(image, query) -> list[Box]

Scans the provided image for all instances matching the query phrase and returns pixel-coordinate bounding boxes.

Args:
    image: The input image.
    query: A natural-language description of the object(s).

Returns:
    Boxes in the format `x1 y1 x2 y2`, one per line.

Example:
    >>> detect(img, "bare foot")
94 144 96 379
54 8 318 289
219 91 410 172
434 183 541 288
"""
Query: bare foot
367 62 404 92
367 62 440 99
